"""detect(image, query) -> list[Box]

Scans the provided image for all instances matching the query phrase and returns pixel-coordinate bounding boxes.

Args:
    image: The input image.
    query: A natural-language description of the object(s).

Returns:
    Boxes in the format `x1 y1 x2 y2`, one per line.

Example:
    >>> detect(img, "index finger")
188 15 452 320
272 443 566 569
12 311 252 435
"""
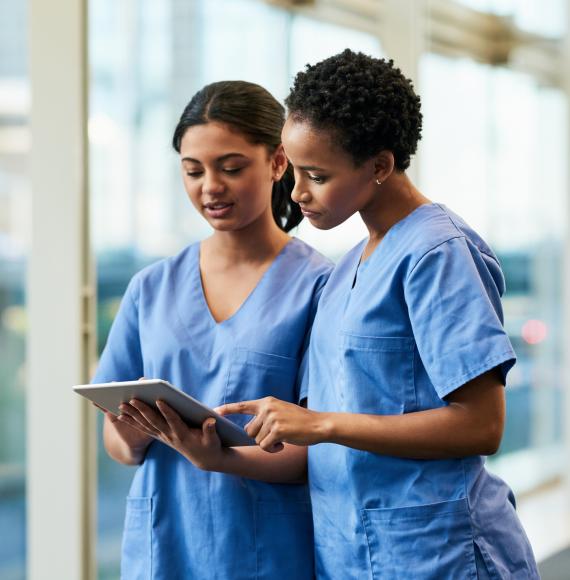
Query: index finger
215 400 261 416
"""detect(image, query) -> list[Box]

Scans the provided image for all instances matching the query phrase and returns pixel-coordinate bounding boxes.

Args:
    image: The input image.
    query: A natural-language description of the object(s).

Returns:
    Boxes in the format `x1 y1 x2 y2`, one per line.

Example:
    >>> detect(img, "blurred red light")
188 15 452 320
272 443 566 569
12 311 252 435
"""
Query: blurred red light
521 319 548 345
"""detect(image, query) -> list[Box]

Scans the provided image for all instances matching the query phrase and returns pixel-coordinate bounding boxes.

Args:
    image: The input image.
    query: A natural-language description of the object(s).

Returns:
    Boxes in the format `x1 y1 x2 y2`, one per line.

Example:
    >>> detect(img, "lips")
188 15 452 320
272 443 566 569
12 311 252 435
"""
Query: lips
299 206 321 218
203 201 234 218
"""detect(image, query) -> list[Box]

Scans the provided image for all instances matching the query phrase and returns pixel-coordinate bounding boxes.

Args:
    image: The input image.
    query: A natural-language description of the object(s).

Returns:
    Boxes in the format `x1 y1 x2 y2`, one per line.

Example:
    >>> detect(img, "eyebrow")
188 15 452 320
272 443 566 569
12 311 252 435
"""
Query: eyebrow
181 153 249 163
299 164 326 171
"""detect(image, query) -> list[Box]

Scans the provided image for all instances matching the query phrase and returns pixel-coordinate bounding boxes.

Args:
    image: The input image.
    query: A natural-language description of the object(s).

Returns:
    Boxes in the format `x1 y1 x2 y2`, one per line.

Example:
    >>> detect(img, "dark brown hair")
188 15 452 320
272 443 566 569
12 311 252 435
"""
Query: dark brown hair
173 81 302 232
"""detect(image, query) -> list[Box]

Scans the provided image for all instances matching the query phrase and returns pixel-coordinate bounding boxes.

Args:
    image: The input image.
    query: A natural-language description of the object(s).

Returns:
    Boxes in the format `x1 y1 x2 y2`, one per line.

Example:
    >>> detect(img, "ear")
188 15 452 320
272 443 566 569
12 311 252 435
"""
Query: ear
373 151 395 184
271 144 289 180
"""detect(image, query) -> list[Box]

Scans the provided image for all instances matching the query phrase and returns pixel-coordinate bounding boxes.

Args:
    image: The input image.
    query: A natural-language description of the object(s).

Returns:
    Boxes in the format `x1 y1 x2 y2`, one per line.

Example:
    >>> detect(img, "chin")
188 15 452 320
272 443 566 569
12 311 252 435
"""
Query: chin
207 219 239 232
310 221 335 231
208 216 260 233
308 215 345 231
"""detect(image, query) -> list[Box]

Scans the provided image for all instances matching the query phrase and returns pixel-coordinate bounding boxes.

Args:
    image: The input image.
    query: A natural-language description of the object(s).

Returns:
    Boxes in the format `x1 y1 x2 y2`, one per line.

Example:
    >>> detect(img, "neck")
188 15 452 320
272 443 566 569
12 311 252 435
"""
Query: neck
203 210 290 266
360 171 431 243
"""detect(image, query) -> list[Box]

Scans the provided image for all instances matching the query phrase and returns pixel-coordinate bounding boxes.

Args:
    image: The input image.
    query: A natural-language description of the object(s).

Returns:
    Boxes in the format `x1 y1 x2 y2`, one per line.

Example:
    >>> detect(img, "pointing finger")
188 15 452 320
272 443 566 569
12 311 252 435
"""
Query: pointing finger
215 400 260 416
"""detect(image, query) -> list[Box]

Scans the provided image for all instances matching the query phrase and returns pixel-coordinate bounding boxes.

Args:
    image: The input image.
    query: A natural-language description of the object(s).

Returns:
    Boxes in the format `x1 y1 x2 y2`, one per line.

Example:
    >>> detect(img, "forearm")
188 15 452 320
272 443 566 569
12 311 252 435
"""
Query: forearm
318 404 502 459
211 443 307 483
218 374 505 460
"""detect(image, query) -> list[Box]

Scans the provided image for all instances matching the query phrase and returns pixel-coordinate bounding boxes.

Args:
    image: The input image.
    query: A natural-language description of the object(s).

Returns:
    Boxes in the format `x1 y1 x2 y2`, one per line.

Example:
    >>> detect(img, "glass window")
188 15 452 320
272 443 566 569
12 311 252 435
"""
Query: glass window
0 0 29 578
419 53 567 487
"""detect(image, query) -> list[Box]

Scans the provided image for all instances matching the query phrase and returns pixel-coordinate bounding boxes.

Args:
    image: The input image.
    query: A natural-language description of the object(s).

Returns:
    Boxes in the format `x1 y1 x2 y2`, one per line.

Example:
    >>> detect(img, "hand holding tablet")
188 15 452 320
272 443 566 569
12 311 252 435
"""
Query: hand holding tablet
73 379 255 447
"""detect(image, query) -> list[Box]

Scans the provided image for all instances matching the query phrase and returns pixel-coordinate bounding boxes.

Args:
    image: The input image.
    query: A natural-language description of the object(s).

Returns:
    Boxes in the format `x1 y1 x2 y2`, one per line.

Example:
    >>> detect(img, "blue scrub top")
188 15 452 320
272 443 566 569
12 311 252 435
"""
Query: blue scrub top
94 238 332 580
307 204 539 580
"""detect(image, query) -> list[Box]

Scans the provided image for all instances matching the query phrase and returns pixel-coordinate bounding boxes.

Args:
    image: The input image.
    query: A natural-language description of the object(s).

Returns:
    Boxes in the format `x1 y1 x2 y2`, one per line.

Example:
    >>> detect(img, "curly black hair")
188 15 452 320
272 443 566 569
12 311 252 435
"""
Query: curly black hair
284 49 422 171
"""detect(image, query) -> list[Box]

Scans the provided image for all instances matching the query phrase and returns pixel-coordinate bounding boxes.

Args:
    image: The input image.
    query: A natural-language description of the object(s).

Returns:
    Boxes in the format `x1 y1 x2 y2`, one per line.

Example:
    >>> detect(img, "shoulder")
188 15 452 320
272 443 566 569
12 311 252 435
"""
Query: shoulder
286 237 334 279
403 205 506 294
405 204 500 270
127 243 198 299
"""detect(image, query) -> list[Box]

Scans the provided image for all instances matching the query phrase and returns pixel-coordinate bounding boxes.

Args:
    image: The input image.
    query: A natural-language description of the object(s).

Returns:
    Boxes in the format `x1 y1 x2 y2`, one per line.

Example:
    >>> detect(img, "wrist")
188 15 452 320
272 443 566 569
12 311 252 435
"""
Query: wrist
130 440 151 453
314 412 336 444
191 447 231 473
129 441 150 463
126 434 152 458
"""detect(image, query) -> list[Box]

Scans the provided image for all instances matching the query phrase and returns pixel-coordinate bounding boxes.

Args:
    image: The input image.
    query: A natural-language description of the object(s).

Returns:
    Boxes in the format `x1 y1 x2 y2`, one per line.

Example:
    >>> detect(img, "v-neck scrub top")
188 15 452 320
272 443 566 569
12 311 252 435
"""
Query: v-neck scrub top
93 238 332 580
307 204 539 579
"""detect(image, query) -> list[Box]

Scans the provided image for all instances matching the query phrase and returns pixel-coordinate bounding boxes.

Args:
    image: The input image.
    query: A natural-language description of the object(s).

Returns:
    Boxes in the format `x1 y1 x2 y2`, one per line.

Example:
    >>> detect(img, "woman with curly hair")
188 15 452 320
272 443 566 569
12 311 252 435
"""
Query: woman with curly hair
220 50 539 579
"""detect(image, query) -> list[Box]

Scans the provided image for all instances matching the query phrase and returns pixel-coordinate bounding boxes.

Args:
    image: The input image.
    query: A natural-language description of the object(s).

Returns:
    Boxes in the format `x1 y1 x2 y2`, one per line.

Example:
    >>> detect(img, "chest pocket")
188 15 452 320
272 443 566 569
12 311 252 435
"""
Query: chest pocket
225 348 299 428
339 333 416 414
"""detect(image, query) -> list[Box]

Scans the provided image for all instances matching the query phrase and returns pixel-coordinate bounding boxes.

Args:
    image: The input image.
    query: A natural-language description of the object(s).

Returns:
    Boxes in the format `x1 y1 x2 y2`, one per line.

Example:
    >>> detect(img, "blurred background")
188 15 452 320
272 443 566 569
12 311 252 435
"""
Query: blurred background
1 0 569 578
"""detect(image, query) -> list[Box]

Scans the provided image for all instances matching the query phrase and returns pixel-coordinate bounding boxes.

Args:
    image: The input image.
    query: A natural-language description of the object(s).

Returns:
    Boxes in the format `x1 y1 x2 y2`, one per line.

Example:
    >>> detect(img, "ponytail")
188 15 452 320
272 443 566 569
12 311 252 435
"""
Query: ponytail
271 162 302 232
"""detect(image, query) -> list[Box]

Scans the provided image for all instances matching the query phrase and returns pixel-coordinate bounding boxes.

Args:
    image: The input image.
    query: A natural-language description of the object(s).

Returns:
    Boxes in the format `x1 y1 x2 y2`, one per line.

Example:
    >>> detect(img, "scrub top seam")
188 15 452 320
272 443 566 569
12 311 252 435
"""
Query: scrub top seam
171 244 217 347
434 202 464 237
128 275 145 371
193 244 218 330
435 350 515 399
297 274 329 403
435 203 501 266
405 235 465 280
460 457 470 509
129 273 141 309
358 510 376 579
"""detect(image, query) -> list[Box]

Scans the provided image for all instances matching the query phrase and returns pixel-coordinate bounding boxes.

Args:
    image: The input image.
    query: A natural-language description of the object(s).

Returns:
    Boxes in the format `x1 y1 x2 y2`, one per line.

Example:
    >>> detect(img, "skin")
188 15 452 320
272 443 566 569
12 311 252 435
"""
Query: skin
218 116 506 458
100 121 307 482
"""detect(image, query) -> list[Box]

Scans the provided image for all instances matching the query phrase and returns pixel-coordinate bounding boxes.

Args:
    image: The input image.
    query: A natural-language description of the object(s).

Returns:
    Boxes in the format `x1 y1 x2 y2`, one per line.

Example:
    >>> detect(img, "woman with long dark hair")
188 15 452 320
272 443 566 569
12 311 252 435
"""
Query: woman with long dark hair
94 80 332 579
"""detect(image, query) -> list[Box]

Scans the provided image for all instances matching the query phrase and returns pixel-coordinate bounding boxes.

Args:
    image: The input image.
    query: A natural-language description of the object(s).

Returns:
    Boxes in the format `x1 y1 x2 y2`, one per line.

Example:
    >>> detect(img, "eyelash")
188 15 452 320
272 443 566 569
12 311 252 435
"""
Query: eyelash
308 174 327 184
185 168 244 178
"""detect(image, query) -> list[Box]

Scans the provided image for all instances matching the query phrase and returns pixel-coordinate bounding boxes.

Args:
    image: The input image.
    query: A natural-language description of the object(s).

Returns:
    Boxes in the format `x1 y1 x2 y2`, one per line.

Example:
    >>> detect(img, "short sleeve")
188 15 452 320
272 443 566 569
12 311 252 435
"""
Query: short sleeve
405 237 516 399
92 275 144 383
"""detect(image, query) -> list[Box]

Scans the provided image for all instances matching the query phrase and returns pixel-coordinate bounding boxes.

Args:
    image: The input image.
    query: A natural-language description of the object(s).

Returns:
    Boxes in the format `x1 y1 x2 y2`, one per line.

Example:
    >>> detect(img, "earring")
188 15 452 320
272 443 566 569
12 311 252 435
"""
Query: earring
375 178 382 186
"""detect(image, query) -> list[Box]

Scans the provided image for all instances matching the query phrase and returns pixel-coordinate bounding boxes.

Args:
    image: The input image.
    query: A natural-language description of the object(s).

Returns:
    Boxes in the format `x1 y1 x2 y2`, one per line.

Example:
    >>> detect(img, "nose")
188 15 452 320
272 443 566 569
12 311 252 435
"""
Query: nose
291 180 311 204
202 171 225 196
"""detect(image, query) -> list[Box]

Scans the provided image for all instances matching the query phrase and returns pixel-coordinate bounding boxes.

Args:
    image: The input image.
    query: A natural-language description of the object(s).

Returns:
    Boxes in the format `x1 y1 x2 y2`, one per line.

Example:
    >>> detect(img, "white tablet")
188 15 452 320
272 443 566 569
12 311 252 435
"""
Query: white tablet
73 379 255 447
